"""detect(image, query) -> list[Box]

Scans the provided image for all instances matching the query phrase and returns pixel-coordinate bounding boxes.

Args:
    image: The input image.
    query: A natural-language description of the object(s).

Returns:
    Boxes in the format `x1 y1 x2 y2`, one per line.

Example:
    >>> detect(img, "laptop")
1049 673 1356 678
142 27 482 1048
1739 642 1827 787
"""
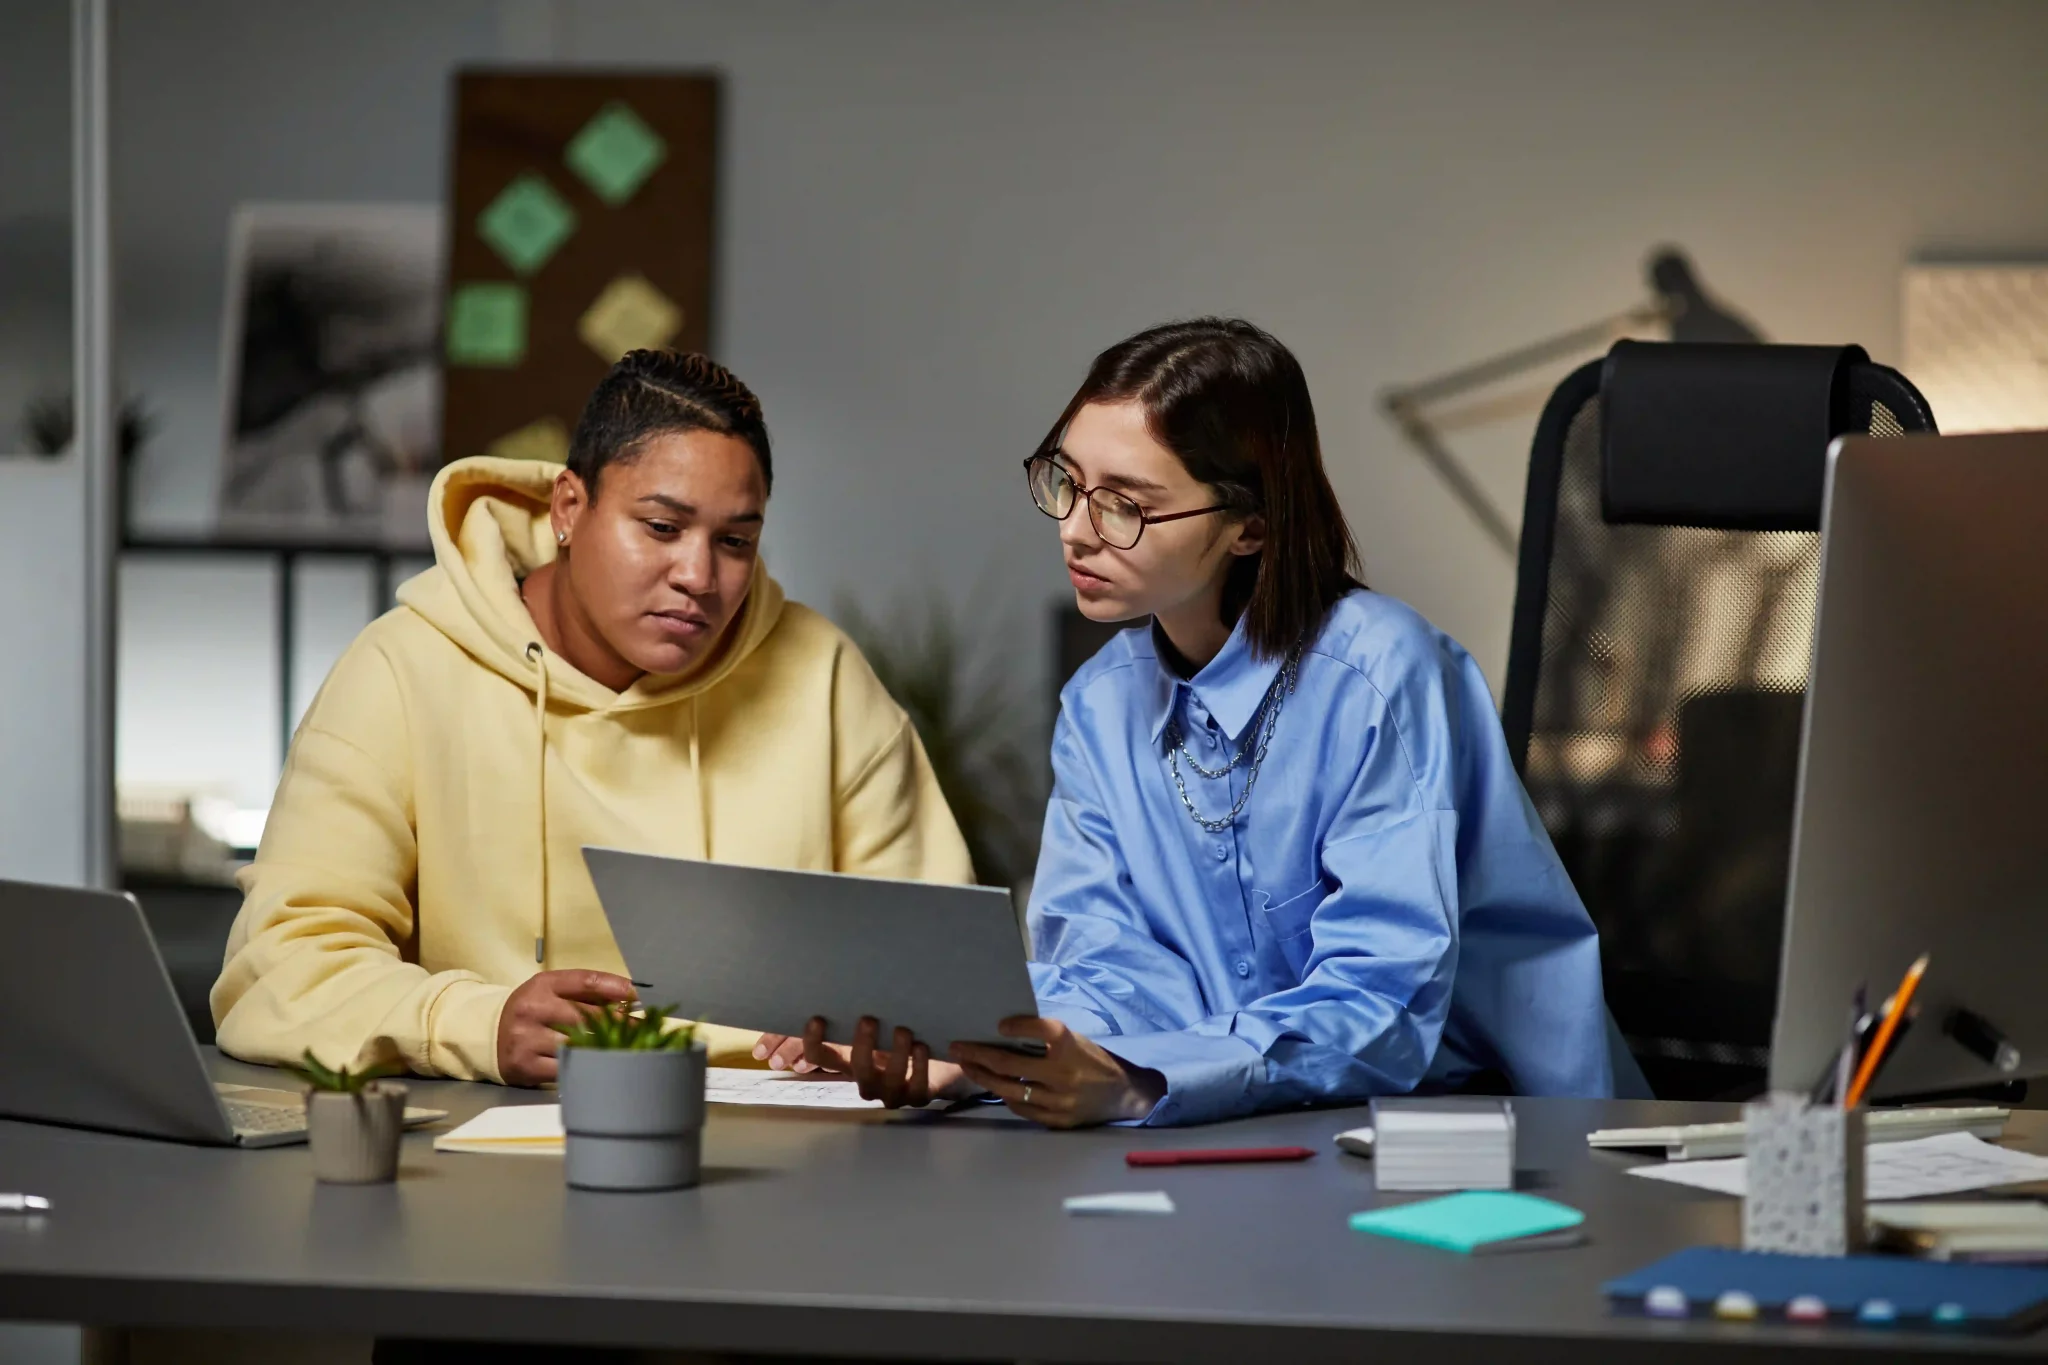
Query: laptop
0 877 444 1147
584 848 1044 1054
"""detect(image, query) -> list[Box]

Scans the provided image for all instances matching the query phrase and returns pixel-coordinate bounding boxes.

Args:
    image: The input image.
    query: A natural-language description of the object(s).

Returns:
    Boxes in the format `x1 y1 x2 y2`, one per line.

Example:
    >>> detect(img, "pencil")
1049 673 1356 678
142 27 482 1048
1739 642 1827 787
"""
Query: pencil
1844 953 1930 1109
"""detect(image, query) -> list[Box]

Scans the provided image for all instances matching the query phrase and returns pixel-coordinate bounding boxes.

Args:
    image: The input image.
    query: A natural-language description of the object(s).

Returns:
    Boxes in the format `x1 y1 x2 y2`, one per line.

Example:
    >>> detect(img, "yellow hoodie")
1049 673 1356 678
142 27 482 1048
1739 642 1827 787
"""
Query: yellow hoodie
211 457 974 1081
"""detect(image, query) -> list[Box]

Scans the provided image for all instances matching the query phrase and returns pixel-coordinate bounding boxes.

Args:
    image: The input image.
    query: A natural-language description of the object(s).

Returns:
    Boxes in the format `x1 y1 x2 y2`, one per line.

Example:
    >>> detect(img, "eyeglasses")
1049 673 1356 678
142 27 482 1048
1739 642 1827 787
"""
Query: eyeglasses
1023 454 1228 551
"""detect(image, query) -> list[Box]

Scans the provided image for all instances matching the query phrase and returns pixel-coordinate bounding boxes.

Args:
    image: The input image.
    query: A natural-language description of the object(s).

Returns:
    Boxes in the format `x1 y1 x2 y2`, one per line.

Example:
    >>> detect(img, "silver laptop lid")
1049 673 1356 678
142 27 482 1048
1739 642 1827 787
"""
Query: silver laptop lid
0 878 236 1143
1770 431 2048 1098
584 848 1039 1052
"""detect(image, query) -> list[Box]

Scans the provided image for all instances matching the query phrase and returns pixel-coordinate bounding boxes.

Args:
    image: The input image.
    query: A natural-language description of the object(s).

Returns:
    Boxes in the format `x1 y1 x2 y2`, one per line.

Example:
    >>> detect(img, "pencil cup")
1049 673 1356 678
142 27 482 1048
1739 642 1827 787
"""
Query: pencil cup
1742 1092 1865 1256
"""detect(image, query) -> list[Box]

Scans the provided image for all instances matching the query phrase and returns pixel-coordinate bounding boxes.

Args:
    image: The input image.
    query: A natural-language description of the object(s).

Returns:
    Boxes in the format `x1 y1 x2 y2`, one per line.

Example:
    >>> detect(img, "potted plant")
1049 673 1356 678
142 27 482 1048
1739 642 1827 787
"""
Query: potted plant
554 1004 706 1192
287 1050 407 1184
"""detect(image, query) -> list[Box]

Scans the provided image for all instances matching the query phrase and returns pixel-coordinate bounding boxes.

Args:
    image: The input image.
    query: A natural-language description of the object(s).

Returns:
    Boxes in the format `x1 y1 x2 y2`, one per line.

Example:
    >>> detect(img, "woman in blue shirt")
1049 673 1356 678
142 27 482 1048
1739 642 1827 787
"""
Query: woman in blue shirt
768 318 1619 1125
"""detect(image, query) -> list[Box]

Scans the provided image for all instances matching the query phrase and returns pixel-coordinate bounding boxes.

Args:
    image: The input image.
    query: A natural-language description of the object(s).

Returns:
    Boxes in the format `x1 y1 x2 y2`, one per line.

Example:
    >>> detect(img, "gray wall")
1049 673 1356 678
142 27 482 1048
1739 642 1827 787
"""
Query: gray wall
37 0 2048 809
0 1 83 887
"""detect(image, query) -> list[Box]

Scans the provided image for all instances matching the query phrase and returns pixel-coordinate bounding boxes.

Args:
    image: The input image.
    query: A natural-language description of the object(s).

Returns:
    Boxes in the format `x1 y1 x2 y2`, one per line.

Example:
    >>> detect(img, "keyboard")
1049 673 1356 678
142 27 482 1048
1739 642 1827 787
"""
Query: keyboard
224 1097 308 1138
1588 1105 2010 1161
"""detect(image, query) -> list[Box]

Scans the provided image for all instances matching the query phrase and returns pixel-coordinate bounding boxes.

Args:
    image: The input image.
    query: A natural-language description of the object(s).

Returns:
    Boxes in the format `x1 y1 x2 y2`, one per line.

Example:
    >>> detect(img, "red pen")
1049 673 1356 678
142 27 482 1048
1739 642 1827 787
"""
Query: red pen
1125 1146 1315 1167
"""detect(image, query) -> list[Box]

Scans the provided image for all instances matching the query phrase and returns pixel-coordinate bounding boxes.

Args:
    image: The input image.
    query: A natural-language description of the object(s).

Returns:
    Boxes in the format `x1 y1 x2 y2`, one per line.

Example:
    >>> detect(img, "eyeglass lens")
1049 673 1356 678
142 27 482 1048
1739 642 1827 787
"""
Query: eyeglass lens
1028 457 1146 549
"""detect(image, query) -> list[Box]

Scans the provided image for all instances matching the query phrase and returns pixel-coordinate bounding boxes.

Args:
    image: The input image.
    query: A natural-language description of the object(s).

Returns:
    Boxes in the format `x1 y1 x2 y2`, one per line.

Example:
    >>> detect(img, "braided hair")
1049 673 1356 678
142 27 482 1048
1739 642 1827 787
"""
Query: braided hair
567 349 773 496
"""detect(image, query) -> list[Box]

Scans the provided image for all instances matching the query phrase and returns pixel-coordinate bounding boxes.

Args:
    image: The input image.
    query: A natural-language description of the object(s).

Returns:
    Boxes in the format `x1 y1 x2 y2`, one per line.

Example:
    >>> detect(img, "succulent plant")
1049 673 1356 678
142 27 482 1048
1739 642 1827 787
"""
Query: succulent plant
552 1002 698 1051
286 1049 400 1093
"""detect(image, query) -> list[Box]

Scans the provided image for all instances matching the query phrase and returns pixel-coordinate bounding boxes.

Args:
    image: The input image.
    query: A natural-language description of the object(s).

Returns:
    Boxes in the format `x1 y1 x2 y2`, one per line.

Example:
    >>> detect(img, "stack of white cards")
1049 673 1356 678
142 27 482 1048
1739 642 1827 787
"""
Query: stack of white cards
1370 1098 1516 1192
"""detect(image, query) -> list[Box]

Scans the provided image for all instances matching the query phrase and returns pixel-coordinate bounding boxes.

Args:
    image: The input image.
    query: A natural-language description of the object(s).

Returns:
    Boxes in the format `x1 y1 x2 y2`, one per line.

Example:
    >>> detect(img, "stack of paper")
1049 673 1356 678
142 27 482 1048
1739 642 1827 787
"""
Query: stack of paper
1370 1098 1515 1192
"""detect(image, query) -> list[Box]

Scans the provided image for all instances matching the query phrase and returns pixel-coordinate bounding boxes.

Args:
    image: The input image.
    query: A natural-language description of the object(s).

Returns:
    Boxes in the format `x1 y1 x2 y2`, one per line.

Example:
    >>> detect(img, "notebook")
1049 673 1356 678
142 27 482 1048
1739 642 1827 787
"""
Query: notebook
1869 1202 2048 1262
1605 1246 2048 1333
1348 1191 1585 1254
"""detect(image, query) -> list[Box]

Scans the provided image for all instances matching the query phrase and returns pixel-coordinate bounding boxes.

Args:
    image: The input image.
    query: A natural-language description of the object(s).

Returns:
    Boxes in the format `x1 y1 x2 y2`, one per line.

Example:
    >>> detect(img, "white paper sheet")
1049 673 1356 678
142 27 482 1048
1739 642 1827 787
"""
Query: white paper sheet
705 1068 943 1110
1064 1191 1176 1216
1626 1131 2048 1200
433 1069 940 1154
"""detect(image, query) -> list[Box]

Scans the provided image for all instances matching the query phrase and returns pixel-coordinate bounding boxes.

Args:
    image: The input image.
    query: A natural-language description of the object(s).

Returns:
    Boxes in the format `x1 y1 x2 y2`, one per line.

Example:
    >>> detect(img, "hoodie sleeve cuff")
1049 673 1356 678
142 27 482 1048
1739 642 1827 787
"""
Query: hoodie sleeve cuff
693 1020 769 1068
426 979 512 1083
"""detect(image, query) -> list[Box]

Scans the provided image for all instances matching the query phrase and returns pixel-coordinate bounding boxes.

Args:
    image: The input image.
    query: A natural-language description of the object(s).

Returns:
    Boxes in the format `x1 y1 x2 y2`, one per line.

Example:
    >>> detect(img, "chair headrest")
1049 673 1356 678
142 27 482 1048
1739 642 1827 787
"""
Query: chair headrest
1600 340 1870 531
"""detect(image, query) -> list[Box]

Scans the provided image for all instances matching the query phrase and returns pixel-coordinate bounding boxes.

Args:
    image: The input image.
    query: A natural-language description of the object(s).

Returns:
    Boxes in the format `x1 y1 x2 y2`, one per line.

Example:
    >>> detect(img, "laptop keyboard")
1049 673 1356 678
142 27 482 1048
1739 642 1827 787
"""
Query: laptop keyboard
224 1098 308 1138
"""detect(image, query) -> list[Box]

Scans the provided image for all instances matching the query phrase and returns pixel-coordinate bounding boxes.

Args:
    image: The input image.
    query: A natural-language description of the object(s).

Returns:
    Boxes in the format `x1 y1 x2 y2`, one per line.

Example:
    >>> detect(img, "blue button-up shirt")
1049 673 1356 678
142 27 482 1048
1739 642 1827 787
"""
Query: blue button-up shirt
1026 589 1615 1126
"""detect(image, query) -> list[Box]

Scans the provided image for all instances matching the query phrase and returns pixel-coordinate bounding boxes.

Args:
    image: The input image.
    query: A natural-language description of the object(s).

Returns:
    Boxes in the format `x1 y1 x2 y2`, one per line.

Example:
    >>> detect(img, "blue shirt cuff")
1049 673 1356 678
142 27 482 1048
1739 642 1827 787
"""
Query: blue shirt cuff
1093 1029 1263 1127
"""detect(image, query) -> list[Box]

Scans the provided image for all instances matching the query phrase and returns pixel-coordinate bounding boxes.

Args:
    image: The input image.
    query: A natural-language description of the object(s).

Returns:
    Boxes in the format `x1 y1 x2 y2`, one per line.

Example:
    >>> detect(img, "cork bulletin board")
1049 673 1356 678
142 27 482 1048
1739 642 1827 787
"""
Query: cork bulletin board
440 70 719 467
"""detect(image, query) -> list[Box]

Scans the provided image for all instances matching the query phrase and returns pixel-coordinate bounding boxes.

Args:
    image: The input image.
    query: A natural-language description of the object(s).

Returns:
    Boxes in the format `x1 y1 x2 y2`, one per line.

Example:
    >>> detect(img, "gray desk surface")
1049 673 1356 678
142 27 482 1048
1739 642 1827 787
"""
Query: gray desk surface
1 1053 2045 1363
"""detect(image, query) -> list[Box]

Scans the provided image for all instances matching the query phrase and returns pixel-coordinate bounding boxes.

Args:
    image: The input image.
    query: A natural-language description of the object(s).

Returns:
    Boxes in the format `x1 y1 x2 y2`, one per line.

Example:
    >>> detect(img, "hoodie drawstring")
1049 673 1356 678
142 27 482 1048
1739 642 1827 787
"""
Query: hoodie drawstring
527 641 551 965
689 695 708 859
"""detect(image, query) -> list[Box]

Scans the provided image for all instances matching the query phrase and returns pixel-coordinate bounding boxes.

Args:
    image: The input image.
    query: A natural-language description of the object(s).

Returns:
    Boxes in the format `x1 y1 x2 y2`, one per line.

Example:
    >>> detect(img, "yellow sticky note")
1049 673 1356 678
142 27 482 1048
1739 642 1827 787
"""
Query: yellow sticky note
484 416 570 465
578 274 683 364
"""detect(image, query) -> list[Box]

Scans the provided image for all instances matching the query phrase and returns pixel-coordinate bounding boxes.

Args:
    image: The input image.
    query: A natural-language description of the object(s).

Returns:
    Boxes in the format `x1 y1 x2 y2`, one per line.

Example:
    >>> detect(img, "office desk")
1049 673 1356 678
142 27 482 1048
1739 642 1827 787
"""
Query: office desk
0 1054 2044 1363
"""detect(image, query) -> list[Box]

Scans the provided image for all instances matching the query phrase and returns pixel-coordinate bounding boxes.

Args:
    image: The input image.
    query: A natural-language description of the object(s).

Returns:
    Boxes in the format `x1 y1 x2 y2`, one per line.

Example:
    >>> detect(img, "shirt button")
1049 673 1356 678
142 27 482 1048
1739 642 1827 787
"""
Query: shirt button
1235 961 1252 978
1212 844 1228 861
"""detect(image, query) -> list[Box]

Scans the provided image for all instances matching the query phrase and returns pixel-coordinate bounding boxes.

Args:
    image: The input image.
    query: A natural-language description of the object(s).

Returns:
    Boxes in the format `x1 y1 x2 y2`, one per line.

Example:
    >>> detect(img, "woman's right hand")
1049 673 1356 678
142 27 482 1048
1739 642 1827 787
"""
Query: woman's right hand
496 968 639 1087
756 1016 972 1107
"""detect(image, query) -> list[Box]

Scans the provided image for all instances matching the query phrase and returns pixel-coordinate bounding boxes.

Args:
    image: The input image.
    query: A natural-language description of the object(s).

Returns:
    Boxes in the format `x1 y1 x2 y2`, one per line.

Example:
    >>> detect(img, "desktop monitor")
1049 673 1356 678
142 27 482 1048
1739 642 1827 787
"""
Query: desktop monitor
1769 430 2048 1099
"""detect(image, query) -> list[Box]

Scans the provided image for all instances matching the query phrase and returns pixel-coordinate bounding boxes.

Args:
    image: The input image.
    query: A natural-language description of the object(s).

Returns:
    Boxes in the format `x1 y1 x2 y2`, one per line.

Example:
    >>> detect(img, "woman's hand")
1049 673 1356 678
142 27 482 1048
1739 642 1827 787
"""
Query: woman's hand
754 1017 973 1106
951 1017 1165 1128
751 1029 831 1073
495 969 639 1087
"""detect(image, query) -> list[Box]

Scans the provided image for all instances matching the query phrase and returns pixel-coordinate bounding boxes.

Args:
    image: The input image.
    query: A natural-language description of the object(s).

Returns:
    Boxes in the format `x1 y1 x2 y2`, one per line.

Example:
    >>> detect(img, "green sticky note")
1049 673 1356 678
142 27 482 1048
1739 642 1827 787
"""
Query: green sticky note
445 282 527 367
565 100 667 206
477 172 576 275
1348 1192 1584 1254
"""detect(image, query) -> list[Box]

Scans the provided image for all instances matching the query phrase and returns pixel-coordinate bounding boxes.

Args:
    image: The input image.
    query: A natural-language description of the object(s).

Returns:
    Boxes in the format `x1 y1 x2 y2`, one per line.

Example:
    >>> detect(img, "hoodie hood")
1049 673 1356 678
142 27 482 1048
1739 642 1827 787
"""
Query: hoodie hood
398 456 786 714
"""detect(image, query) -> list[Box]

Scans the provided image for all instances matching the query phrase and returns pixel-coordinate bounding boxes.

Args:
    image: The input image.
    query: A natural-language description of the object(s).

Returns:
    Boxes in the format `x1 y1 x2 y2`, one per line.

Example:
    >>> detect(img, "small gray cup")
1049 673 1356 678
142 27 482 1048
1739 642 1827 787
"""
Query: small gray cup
560 1041 707 1192
306 1082 407 1184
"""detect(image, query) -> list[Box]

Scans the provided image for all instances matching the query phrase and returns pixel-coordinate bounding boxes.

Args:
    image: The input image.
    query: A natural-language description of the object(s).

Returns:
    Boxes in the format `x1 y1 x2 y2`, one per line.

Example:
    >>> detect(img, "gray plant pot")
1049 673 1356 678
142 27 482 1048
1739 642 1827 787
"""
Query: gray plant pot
560 1041 707 1192
305 1082 407 1184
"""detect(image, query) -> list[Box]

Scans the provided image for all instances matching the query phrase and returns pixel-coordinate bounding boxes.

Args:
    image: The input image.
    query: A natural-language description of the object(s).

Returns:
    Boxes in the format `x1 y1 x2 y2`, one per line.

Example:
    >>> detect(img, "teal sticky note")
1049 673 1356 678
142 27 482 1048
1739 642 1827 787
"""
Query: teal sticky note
477 172 577 276
446 282 527 367
565 100 667 206
1348 1191 1584 1253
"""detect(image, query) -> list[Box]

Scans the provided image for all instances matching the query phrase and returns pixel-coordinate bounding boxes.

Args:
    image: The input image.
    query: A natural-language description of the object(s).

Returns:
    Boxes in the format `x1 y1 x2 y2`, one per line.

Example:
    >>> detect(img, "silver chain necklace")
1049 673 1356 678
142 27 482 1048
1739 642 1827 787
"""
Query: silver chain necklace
1164 643 1304 833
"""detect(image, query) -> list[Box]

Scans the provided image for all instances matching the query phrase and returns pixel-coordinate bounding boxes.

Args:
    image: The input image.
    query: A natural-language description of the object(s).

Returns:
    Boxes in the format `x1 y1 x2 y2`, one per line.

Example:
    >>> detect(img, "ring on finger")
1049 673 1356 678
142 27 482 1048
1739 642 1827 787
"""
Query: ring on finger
1023 1084 1032 1105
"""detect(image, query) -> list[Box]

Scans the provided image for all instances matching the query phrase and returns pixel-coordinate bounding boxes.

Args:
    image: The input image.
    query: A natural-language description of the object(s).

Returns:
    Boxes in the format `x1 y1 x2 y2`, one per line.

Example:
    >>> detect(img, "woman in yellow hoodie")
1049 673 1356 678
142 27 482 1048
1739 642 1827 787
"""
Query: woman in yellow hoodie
211 350 972 1086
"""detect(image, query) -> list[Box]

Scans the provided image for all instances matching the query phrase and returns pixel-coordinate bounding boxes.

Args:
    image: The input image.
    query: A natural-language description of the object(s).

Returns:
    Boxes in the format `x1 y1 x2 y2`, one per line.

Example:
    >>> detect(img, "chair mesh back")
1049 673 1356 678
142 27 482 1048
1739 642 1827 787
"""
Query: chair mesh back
1511 361 1934 1090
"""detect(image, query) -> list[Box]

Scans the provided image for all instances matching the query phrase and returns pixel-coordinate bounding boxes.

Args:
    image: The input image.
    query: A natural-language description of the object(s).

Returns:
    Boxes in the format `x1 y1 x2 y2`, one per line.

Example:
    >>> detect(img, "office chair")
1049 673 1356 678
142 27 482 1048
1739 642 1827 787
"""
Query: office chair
1502 341 1936 1100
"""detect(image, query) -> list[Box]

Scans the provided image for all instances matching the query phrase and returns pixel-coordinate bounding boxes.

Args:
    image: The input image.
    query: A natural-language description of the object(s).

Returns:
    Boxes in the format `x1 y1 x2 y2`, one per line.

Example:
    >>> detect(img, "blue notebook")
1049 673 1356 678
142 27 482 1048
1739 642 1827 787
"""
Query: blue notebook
1348 1192 1585 1253
1606 1247 2048 1334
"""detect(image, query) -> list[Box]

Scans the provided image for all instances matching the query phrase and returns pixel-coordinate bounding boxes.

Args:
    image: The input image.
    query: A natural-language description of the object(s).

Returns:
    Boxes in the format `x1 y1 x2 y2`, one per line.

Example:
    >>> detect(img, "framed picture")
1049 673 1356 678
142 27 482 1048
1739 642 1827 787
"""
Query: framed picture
1902 262 2048 435
215 203 444 547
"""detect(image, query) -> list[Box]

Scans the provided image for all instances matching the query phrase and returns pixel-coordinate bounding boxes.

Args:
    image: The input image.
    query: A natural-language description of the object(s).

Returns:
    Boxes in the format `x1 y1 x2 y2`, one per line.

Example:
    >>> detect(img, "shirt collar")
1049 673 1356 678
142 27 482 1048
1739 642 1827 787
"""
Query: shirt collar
1140 614 1283 747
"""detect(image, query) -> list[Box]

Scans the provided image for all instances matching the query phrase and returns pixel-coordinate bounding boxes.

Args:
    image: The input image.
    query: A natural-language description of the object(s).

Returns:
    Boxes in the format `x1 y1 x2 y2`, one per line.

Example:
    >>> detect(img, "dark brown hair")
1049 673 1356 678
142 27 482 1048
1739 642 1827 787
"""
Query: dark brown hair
1036 318 1361 659
568 349 772 496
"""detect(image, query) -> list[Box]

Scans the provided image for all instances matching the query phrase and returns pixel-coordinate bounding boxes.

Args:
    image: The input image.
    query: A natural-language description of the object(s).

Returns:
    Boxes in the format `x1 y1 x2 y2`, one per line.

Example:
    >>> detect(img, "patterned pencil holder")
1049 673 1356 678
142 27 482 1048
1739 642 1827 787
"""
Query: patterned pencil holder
1742 1092 1865 1256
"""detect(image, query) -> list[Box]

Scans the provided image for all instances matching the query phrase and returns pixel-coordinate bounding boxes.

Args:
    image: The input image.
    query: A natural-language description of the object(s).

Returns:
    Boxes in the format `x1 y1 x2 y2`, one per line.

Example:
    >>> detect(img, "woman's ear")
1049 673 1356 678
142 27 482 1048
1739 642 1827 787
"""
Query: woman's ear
1227 512 1266 558
551 469 590 549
